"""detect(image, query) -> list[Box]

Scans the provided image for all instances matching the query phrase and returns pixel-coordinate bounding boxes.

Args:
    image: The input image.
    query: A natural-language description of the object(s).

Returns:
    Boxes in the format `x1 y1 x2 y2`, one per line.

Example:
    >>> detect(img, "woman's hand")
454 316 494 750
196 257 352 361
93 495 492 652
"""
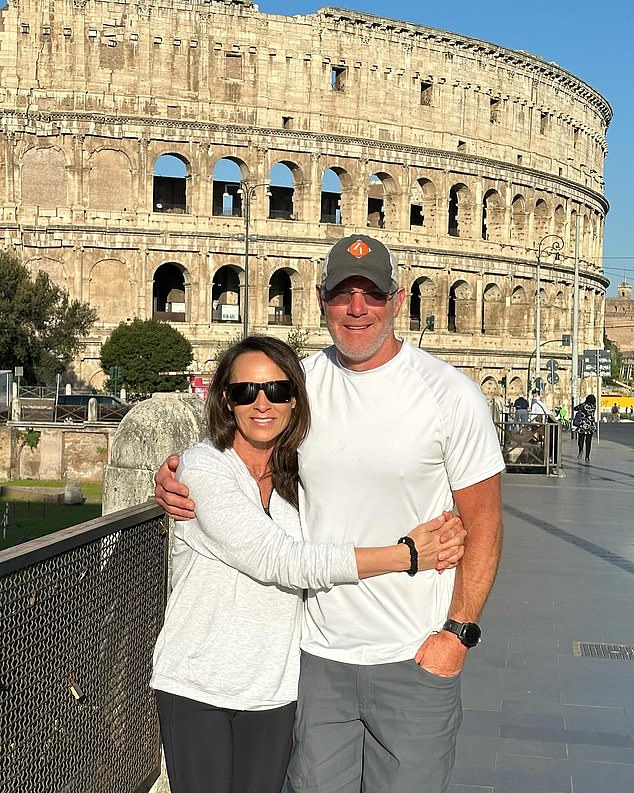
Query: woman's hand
408 512 466 573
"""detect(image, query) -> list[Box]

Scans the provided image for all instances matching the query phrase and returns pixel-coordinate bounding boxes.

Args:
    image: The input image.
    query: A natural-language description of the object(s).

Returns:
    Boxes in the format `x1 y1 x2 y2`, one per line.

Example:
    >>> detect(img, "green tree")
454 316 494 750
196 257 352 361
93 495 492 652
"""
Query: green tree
100 318 193 394
0 251 97 384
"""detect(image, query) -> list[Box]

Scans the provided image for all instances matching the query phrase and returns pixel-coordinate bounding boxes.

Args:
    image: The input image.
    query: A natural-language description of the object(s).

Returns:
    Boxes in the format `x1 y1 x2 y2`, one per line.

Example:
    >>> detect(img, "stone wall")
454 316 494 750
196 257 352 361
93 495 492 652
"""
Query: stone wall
0 0 611 406
6 423 116 481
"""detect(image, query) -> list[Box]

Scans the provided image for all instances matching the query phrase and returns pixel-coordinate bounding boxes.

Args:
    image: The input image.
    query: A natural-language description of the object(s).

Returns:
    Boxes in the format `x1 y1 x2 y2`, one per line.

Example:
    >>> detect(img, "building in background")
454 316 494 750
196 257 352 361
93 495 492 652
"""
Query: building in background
605 282 634 382
0 0 610 402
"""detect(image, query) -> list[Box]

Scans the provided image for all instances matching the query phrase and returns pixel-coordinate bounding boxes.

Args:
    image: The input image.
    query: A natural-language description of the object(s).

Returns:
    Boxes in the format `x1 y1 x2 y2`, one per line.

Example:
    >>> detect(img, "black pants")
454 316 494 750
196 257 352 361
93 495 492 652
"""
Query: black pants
577 432 593 460
155 690 295 793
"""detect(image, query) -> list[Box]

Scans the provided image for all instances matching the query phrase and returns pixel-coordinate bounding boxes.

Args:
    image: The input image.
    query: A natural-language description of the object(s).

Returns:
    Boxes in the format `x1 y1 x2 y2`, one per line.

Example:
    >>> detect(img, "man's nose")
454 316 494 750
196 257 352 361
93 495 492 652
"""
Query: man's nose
347 291 368 315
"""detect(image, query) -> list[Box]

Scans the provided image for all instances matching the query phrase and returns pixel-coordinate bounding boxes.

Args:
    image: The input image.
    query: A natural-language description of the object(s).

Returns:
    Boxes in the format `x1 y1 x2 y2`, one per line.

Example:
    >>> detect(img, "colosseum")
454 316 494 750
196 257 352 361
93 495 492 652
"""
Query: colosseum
0 0 611 401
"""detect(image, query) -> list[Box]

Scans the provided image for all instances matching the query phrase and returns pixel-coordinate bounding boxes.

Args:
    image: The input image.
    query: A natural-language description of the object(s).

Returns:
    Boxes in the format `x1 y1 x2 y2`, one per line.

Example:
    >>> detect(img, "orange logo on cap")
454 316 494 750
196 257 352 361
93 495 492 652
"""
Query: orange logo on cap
347 239 371 258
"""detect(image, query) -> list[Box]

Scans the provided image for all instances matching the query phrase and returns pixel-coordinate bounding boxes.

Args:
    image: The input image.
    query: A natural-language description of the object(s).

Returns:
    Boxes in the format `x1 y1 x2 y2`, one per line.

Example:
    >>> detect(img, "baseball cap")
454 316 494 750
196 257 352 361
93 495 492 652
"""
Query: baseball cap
320 235 399 292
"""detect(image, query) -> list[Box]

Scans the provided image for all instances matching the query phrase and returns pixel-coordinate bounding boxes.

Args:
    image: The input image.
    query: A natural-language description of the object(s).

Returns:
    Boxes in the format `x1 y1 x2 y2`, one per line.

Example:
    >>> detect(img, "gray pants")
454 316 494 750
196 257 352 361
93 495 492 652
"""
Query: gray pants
288 652 462 793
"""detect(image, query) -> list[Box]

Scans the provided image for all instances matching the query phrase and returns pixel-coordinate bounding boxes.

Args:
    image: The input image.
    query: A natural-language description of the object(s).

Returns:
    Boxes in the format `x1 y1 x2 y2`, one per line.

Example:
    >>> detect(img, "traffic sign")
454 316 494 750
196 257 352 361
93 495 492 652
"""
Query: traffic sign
583 349 611 378
547 373 560 385
534 376 544 391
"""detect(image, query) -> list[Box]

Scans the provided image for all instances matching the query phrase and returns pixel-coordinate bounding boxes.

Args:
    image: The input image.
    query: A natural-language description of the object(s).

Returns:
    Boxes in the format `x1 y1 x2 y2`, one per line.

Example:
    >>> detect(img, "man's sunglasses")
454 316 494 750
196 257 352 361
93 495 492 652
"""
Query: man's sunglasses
226 380 296 406
323 287 397 307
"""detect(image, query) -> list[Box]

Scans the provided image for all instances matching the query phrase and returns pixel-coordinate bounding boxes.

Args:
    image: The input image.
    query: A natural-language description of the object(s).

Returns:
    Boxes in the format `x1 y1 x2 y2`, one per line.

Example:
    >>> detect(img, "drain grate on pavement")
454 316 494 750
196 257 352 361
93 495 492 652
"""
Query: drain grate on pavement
572 641 634 660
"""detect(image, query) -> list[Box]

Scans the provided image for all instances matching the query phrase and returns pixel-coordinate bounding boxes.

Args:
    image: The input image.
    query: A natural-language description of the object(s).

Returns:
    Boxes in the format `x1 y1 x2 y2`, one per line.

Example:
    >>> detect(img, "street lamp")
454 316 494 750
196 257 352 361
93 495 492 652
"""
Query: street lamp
237 180 271 338
534 234 564 391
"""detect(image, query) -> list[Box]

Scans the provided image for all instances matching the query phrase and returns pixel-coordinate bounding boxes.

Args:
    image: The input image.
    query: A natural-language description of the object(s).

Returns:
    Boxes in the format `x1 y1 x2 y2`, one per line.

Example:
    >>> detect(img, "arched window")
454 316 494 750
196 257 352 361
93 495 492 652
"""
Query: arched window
482 190 504 241
554 204 566 238
320 168 343 224
212 157 244 217
212 265 242 323
448 184 471 238
268 269 293 325
409 277 435 332
448 280 472 333
509 285 528 338
510 194 527 244
410 178 436 230
269 162 296 220
153 262 187 321
153 154 189 213
482 283 503 335
367 174 385 228
534 198 549 240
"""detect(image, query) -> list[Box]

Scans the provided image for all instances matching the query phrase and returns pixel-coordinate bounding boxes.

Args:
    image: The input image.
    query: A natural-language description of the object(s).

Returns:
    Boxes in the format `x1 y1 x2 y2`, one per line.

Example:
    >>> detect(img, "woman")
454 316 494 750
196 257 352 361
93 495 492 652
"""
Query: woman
573 393 597 461
151 336 465 793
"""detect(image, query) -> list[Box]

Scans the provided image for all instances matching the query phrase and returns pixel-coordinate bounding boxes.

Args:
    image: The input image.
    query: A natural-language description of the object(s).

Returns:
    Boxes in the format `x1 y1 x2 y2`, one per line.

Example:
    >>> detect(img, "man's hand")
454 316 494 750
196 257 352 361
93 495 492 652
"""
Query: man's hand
408 513 466 573
414 629 468 677
154 455 195 520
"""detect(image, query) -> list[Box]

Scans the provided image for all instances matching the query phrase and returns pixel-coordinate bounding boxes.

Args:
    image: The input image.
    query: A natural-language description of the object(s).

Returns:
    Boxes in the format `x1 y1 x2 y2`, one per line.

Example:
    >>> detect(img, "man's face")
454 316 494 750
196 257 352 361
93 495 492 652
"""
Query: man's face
318 275 405 371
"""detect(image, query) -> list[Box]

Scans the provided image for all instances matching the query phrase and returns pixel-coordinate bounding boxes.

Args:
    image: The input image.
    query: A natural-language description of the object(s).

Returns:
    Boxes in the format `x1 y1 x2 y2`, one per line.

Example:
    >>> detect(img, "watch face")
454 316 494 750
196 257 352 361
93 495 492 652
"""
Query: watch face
461 623 482 647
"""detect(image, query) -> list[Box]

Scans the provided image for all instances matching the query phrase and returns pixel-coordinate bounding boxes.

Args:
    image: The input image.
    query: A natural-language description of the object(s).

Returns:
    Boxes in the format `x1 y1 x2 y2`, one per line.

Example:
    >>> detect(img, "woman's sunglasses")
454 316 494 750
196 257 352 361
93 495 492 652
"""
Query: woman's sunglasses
226 380 296 406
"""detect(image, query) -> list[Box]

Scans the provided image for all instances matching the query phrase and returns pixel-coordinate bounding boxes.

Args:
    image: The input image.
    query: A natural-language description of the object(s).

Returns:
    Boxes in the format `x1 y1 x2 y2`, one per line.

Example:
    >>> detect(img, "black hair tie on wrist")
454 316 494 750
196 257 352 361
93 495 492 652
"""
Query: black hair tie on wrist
397 536 418 576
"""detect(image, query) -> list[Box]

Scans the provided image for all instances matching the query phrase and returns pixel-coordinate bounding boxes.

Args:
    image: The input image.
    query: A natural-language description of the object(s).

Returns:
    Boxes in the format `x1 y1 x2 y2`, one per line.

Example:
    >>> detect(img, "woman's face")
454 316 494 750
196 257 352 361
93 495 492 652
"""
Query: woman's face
227 351 296 453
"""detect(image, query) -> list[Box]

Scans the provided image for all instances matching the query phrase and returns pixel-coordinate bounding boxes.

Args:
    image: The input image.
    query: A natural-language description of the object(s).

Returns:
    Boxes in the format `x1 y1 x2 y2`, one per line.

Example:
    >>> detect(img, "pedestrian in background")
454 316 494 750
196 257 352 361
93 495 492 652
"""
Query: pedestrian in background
573 394 597 462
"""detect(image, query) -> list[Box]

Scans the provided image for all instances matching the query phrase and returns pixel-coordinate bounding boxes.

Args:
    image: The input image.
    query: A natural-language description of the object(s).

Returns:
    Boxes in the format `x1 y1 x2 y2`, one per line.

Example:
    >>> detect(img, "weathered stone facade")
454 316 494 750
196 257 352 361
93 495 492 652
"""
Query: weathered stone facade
0 0 610 402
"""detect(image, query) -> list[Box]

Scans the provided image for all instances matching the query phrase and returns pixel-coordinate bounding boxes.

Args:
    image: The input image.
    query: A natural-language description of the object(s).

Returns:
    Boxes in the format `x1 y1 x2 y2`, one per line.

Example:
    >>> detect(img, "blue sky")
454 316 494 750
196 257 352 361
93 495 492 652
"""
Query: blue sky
259 1 633 294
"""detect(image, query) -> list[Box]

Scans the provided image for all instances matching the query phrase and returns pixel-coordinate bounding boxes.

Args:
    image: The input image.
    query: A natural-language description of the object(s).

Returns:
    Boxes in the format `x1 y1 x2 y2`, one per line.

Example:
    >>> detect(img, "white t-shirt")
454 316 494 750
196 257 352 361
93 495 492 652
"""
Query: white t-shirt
298 341 505 665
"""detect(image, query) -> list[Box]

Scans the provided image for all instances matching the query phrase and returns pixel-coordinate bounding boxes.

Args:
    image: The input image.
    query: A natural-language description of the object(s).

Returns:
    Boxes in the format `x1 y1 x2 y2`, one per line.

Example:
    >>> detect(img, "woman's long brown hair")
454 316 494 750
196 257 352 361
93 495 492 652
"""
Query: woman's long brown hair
205 335 310 509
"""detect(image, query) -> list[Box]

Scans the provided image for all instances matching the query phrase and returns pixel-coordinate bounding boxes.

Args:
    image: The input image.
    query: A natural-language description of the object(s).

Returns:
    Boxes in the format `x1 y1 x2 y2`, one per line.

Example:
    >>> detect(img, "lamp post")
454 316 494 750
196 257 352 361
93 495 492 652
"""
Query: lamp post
534 234 564 391
237 180 270 339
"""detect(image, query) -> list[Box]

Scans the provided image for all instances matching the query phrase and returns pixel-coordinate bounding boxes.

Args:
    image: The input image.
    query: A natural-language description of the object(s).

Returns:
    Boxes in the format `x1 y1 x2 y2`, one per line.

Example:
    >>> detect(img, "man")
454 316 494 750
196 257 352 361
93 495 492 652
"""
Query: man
513 392 529 424
156 234 505 793
529 388 549 421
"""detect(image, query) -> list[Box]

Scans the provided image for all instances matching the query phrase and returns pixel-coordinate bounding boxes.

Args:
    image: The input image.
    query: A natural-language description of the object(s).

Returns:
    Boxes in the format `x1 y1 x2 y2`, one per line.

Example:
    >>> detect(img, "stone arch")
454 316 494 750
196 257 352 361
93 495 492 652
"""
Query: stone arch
533 198 549 240
480 376 499 399
510 194 527 245
410 178 436 230
481 282 503 335
153 261 188 321
554 204 566 238
20 147 68 208
269 160 302 220
88 259 132 324
552 289 567 334
268 267 296 326
448 183 472 238
507 376 524 400
367 171 398 229
448 278 473 333
409 276 436 332
482 189 504 242
320 167 343 224
153 153 190 213
27 256 70 290
212 156 248 217
509 285 529 338
88 149 133 210
211 264 242 323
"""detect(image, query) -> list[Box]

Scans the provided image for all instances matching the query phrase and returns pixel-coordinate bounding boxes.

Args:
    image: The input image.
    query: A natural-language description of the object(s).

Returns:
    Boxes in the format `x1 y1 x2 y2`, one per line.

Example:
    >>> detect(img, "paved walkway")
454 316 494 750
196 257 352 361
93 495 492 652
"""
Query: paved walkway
450 422 634 793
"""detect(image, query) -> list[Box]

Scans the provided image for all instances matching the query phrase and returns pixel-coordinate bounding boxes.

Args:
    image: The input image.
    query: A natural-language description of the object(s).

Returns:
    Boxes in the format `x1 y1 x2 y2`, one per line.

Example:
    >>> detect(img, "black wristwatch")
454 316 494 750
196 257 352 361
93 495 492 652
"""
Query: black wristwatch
442 618 482 648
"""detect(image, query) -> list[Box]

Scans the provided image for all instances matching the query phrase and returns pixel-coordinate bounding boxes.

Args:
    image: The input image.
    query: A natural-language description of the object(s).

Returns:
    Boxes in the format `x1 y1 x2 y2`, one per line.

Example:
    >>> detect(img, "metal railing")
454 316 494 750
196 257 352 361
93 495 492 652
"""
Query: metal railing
0 503 168 793
496 419 562 475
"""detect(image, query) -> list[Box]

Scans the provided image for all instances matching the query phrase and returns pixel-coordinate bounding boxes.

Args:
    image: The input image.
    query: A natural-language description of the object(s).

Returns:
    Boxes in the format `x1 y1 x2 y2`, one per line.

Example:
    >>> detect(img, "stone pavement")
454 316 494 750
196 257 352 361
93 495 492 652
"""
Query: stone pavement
450 422 634 793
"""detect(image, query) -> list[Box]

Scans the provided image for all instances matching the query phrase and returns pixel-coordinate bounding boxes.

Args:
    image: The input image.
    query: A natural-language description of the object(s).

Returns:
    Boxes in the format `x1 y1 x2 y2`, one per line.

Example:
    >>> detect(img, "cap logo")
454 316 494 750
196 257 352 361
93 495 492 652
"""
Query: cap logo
347 239 371 258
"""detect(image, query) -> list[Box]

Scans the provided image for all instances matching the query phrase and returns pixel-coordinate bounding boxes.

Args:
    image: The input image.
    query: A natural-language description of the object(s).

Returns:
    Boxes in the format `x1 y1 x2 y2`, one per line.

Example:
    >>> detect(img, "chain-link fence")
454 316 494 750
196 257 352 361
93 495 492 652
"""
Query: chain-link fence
0 503 168 793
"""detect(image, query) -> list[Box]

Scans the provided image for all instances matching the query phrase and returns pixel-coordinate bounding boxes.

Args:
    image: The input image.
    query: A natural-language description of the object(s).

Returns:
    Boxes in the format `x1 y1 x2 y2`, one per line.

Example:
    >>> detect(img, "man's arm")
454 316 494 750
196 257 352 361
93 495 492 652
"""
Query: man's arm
414 472 503 676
